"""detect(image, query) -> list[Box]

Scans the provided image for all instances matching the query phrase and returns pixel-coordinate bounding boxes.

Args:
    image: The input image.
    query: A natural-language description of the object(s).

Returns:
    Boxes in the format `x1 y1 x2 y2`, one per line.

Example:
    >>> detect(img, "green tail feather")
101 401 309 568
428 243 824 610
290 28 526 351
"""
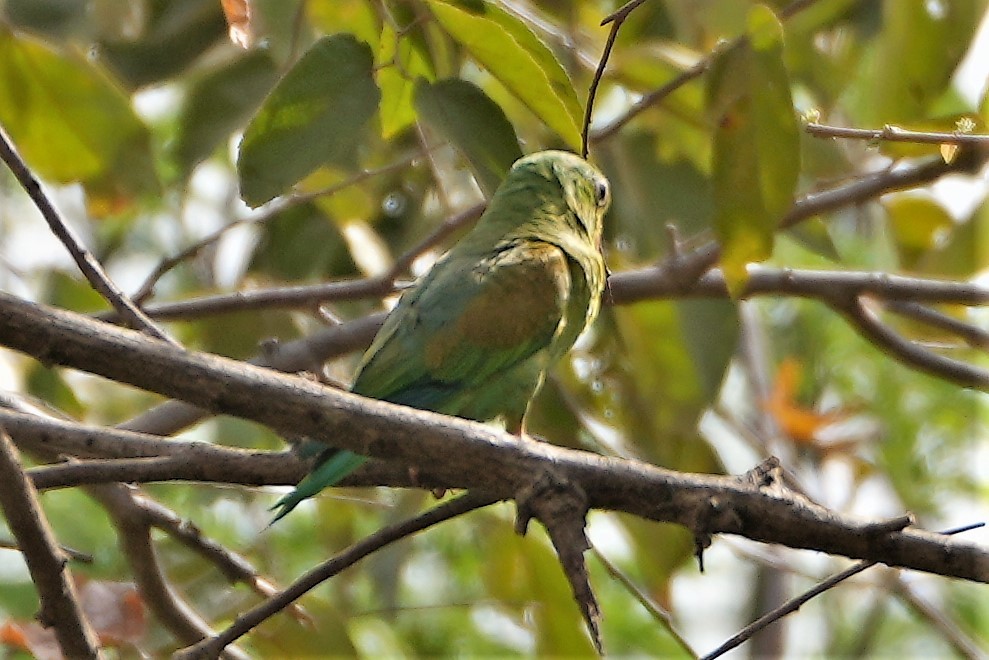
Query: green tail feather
269 450 369 525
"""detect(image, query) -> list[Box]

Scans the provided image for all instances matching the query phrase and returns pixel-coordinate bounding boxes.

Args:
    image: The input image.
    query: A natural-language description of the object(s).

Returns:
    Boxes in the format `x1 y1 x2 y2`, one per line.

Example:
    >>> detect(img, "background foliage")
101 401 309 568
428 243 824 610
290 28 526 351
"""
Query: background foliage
0 0 987 657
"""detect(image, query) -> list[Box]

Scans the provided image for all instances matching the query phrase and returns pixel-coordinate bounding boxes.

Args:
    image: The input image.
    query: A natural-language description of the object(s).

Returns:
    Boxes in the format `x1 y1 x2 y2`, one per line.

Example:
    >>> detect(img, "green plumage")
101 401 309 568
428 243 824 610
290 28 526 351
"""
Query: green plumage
271 150 610 521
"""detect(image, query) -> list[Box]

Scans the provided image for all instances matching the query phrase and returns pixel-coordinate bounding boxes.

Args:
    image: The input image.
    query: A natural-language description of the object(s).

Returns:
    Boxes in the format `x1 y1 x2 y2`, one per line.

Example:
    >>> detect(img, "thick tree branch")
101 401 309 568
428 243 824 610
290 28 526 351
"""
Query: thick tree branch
0 429 101 659
0 293 987 583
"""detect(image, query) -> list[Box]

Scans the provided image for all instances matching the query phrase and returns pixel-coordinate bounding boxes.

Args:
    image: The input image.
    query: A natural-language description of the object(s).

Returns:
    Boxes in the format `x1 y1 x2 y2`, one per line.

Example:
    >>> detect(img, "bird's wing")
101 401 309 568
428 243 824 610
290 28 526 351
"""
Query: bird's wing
352 239 572 416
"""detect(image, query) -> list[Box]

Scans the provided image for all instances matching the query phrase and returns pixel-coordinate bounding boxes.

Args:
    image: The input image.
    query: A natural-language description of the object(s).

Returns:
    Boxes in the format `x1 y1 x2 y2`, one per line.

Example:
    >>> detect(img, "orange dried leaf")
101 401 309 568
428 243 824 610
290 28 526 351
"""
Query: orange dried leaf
221 0 252 48
764 358 844 443
0 621 30 649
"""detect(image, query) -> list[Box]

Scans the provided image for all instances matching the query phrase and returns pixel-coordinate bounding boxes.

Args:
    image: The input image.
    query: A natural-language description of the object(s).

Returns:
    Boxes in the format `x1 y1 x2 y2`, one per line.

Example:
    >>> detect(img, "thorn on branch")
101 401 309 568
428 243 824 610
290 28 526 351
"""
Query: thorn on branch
515 470 602 654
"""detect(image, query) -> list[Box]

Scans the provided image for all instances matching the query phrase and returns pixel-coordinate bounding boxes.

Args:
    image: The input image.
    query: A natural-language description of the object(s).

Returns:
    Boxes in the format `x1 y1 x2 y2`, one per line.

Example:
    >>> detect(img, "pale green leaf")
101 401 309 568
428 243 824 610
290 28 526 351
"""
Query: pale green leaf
0 30 151 183
426 0 582 149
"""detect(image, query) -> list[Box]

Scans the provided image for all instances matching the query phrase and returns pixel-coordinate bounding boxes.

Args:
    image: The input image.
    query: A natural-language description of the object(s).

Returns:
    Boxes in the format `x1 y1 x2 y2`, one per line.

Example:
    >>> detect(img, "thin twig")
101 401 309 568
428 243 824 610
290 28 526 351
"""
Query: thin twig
134 493 311 625
0 538 93 563
131 151 423 305
0 126 176 345
581 0 650 157
700 522 986 660
387 202 485 277
892 574 987 660
806 122 989 145
90 485 251 660
174 491 499 660
590 545 697 658
125 154 968 324
0 428 101 659
835 297 989 390
885 301 989 351
590 0 823 142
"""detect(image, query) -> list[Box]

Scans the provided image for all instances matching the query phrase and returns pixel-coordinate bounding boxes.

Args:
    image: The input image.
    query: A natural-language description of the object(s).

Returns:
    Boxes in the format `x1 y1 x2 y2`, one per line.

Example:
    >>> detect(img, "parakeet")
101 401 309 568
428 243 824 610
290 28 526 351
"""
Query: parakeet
271 150 610 522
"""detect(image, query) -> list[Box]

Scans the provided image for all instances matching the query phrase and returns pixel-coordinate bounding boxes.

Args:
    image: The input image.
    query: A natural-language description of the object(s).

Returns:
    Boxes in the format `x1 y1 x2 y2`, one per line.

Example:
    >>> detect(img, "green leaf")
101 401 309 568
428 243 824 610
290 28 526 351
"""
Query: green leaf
414 79 522 197
0 30 156 197
883 195 954 268
707 5 799 292
238 34 381 207
173 51 279 178
377 22 434 139
248 201 358 281
25 365 84 418
845 0 984 125
916 198 989 277
426 0 582 149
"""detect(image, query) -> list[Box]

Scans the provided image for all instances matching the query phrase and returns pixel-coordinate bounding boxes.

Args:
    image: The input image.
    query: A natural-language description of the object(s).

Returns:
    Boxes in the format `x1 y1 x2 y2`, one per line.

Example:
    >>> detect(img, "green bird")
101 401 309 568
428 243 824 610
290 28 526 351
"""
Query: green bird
271 150 610 522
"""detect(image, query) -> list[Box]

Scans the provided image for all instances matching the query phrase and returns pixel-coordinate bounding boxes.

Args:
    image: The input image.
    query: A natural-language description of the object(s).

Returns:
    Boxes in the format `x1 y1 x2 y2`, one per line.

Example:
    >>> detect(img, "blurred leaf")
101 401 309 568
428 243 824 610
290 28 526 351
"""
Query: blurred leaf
708 5 799 292
238 34 381 207
252 599 357 657
0 29 157 206
188 309 299 359
918 199 989 277
1 580 146 655
377 22 434 139
883 195 954 268
784 217 841 262
481 519 597 656
845 0 983 125
763 357 847 443
599 132 713 260
307 1 380 51
99 0 225 88
3 0 88 37
677 299 739 402
415 78 523 197
43 271 115 313
173 50 279 177
426 0 582 149
593 303 727 474
25 364 84 418
248 201 358 280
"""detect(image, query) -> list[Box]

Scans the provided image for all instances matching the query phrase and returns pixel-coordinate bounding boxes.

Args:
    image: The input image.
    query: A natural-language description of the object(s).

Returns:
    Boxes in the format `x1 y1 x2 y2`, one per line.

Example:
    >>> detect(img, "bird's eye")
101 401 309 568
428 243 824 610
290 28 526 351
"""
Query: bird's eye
594 180 609 207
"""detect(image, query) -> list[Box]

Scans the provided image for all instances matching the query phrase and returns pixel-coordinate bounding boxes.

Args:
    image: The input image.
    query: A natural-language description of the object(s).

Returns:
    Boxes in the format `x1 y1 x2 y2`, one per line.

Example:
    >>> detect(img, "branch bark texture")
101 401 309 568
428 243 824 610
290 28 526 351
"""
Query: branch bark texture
0 293 987 583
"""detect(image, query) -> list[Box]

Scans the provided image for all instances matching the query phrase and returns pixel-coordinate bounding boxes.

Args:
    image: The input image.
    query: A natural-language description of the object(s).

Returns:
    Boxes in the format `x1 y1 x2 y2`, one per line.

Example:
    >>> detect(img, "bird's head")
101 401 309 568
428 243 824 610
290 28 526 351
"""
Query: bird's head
506 150 610 249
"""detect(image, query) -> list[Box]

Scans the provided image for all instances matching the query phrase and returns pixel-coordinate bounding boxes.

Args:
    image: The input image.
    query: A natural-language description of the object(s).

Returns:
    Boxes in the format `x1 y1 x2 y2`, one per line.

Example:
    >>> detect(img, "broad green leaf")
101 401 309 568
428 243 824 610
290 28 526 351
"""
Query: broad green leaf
377 22 434 139
237 34 381 207
707 5 799 292
426 0 582 149
0 30 155 196
173 50 279 178
414 79 522 197
883 195 954 268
